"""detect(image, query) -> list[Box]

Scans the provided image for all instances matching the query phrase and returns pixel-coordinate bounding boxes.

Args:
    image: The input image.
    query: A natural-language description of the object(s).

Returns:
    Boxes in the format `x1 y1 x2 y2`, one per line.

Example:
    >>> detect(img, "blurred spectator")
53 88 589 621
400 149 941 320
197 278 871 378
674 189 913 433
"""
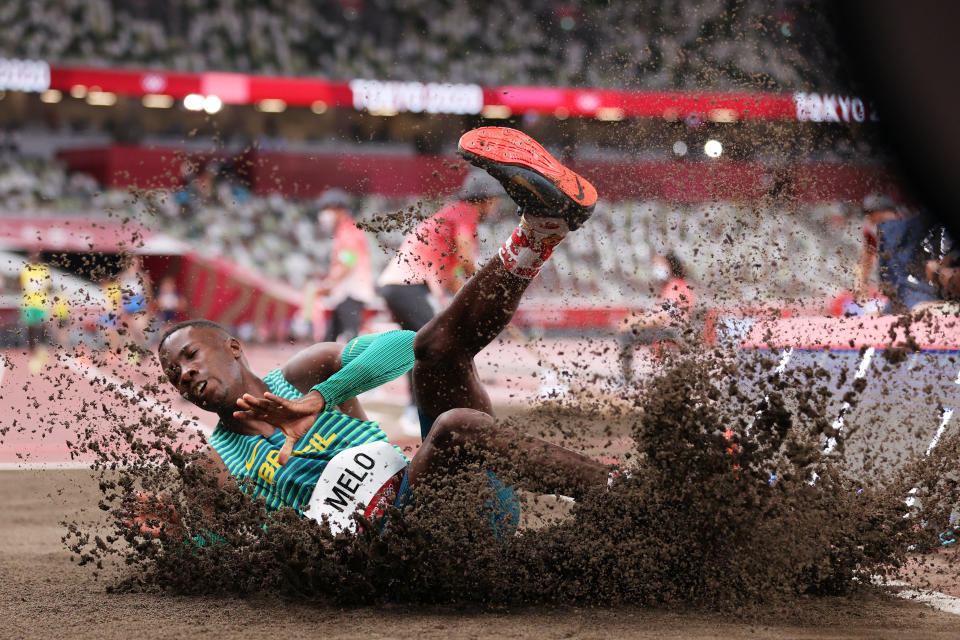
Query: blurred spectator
858 193 952 312
856 193 901 300
20 251 50 373
156 275 182 327
100 256 151 355
118 256 152 352
100 272 123 353
925 253 960 308
654 252 696 321
50 285 72 347
377 170 502 435
619 251 697 382
315 188 374 343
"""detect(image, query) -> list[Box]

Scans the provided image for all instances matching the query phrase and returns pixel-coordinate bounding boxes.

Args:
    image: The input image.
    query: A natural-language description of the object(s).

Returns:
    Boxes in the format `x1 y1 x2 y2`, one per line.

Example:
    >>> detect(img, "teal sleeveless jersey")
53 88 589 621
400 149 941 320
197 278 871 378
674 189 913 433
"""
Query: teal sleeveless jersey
208 368 407 512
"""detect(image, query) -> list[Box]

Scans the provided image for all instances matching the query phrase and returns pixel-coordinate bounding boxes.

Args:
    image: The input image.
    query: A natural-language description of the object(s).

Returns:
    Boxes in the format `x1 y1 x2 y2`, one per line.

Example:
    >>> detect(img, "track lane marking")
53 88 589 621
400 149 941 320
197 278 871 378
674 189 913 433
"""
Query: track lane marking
824 347 875 454
877 578 960 616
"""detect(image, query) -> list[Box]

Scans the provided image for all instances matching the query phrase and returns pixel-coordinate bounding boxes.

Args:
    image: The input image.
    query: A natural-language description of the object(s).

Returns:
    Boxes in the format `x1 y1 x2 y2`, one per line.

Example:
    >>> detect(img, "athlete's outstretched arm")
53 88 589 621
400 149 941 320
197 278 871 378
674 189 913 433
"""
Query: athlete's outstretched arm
237 330 416 463
275 331 415 403
235 331 414 424
276 340 368 420
126 447 235 537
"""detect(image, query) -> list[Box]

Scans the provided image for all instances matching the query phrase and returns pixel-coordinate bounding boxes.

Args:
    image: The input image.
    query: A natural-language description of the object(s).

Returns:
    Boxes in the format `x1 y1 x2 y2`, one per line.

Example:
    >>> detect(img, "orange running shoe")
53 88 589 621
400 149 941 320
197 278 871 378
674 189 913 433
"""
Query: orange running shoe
457 127 598 230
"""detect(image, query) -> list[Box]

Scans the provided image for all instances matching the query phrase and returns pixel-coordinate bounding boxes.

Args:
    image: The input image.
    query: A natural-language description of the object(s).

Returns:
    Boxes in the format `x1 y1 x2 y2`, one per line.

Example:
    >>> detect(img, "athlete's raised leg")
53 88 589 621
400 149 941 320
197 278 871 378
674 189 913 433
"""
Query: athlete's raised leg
413 127 599 419
408 128 608 499
410 258 529 417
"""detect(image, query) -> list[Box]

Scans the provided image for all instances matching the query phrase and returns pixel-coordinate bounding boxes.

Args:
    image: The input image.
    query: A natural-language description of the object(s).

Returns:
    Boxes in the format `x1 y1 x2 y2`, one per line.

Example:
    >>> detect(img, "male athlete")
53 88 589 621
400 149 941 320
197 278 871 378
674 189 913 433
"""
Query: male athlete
156 127 609 536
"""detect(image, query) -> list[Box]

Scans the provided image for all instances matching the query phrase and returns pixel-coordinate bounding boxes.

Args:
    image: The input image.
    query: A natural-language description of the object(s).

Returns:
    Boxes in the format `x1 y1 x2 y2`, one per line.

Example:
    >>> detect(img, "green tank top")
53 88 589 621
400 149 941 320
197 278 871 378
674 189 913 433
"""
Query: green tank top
208 368 406 512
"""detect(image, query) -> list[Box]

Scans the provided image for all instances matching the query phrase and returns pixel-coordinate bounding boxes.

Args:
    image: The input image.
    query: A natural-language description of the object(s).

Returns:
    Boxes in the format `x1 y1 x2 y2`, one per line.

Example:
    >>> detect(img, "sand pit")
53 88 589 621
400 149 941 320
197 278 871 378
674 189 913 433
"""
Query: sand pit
2 469 959 639
4 332 960 638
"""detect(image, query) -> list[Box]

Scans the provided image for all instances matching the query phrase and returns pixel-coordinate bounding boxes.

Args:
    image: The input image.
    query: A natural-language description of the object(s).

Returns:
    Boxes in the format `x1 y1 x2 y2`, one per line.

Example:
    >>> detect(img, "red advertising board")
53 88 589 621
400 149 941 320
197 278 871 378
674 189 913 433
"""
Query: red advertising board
29 62 877 123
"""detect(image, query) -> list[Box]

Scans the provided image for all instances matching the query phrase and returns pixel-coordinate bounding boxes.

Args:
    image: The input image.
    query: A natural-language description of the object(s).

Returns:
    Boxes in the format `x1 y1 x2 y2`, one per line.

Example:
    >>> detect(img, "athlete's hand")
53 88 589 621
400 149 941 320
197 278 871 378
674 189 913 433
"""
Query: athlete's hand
123 491 179 538
234 390 326 464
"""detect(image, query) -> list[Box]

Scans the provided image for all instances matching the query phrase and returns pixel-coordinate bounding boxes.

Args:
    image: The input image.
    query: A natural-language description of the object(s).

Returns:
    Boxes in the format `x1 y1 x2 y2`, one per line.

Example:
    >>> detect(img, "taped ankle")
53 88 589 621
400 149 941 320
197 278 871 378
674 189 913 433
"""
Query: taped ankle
498 215 568 279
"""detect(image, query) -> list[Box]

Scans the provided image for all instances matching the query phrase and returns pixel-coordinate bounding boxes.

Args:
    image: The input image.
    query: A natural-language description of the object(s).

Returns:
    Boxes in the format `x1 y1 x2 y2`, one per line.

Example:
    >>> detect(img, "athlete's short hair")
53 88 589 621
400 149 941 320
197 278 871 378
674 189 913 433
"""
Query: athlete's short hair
157 319 230 353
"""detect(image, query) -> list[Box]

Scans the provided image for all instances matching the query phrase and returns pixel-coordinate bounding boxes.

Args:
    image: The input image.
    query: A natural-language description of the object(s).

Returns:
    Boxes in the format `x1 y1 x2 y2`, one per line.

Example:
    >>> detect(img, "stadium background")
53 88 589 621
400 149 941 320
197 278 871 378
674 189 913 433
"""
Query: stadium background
0 1 896 339
2 1 960 637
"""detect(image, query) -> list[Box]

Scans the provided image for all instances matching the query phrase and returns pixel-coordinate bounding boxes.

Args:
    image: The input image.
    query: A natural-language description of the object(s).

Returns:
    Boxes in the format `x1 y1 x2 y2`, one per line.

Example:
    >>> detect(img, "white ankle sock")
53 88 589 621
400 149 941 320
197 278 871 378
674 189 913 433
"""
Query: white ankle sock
498 215 569 279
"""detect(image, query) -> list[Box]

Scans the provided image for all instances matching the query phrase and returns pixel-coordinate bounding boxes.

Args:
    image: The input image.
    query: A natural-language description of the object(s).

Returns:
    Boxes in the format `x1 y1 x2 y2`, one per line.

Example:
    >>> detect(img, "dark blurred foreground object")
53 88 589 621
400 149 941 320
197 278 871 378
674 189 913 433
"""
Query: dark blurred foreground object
839 2 960 241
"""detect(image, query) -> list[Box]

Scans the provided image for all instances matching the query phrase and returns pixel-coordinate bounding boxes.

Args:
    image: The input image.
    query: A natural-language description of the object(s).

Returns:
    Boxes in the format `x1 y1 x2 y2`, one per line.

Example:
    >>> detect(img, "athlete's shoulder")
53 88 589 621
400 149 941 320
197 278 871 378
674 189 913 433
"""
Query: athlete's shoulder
263 368 299 396
279 342 344 394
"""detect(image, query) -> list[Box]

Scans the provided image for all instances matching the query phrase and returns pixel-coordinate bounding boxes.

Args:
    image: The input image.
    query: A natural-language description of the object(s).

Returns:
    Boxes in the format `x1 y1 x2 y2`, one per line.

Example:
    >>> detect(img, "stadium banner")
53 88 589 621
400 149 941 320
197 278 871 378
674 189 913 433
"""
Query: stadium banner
0 58 50 92
41 64 875 122
793 92 879 124
349 79 483 115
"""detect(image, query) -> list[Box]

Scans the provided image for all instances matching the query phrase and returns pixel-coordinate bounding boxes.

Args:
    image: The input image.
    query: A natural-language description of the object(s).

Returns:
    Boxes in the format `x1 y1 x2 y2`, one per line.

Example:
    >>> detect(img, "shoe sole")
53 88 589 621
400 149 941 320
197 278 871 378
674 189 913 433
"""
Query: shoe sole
457 127 598 219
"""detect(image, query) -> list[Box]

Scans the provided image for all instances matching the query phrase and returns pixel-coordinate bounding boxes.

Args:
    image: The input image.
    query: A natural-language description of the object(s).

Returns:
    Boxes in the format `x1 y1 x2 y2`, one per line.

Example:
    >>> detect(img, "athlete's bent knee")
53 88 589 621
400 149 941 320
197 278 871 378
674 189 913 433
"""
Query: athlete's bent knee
412 322 444 364
413 319 466 365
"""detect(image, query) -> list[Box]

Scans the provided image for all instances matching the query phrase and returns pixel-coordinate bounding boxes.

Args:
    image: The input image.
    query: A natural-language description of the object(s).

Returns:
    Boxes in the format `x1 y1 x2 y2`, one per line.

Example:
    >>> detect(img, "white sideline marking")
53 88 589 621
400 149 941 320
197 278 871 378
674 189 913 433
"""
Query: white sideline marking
824 347 875 453
925 408 955 457
747 348 794 436
0 461 96 470
880 579 960 616
63 356 211 437
907 352 919 370
0 354 6 389
774 347 794 375
903 369 960 518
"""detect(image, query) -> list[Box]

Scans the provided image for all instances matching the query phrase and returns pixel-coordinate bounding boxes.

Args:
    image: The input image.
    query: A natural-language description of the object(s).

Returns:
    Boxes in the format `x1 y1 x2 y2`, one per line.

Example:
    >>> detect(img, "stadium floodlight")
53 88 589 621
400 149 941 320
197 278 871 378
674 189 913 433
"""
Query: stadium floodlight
40 89 62 104
481 105 511 119
595 107 624 121
310 100 328 115
86 91 117 106
257 99 287 113
673 140 688 156
183 93 204 111
709 108 737 123
203 95 223 114
704 139 723 158
142 94 174 109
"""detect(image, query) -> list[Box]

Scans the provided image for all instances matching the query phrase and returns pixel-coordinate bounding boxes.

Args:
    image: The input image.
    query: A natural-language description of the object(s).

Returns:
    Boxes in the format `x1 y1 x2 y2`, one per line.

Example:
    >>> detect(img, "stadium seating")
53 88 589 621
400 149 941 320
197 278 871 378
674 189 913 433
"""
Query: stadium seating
0 0 827 91
0 152 860 309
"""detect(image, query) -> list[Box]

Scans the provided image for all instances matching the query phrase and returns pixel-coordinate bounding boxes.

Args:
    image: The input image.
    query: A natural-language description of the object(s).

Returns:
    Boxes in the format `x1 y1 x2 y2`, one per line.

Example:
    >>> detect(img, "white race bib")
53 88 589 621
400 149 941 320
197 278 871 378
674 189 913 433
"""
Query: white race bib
304 441 407 534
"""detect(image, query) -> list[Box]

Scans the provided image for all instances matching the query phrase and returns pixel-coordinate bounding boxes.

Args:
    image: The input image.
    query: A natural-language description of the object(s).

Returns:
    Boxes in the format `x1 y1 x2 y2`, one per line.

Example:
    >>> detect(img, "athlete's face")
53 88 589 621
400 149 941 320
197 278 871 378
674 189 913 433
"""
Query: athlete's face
476 196 500 219
158 326 246 414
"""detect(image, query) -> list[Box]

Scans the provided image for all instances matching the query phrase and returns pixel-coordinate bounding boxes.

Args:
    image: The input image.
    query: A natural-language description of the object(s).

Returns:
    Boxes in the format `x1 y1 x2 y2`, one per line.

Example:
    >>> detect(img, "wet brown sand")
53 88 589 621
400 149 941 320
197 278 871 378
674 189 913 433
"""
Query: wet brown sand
3 469 959 639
